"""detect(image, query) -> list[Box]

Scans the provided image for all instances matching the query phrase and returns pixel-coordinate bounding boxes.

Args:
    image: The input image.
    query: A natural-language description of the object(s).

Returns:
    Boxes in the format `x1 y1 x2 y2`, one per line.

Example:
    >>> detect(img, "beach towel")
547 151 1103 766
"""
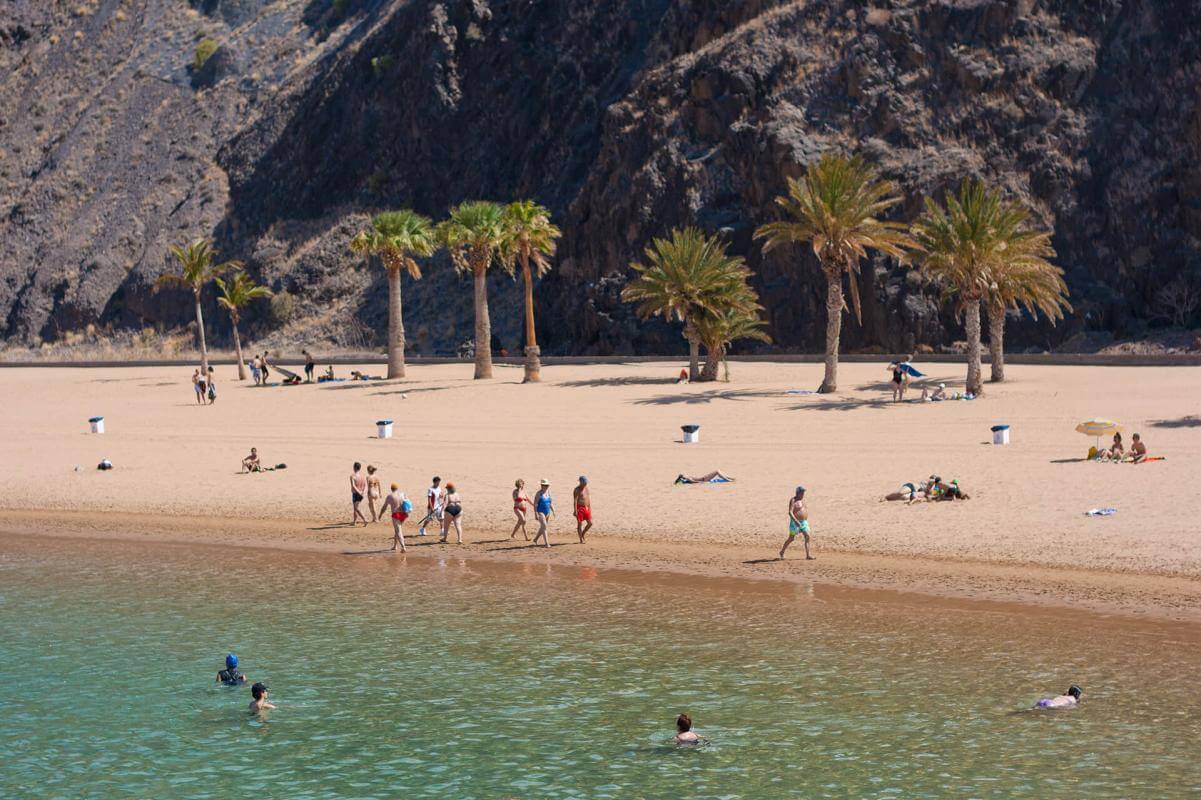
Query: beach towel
900 362 925 378
785 390 816 395
1085 507 1117 516
1136 456 1166 463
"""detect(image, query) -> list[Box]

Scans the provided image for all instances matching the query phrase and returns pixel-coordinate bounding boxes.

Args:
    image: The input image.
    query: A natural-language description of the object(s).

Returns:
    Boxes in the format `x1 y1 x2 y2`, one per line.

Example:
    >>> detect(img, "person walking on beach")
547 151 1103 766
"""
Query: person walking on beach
573 476 593 543
440 482 464 544
303 349 315 382
419 476 444 536
779 485 813 560
379 483 410 552
193 368 206 405
512 479 532 540
532 479 554 548
366 465 383 522
249 682 275 713
350 462 369 526
251 354 263 385
206 366 217 404
260 352 271 383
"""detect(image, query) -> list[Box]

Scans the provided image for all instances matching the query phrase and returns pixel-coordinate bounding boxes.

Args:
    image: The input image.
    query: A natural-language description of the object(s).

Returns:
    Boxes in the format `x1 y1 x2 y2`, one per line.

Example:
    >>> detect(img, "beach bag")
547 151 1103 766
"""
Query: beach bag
401 499 413 513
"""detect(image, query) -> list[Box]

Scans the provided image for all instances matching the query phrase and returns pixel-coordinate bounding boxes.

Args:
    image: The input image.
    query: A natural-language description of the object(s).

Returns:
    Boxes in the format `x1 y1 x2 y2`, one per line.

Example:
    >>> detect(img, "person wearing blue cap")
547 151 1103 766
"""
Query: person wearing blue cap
778 485 814 560
217 654 248 685
572 476 593 543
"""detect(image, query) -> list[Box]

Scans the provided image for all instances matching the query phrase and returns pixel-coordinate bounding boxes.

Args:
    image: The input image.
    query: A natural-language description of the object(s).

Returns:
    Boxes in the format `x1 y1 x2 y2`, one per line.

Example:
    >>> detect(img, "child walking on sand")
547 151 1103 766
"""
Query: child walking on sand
779 485 814 560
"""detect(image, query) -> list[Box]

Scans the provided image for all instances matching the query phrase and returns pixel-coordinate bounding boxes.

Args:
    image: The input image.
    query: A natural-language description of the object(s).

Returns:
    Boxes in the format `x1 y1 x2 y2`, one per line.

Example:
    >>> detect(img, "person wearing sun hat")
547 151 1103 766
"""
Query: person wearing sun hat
532 479 554 548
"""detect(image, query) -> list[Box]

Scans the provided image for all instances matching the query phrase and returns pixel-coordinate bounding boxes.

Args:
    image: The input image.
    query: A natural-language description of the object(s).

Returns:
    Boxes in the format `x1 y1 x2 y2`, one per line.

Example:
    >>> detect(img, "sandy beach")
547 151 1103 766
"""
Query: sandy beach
3 360 1199 620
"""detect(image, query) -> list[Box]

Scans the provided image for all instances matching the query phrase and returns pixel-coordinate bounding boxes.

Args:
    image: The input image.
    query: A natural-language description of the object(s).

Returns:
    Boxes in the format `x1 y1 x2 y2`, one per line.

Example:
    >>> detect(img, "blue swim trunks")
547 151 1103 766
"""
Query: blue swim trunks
789 519 811 537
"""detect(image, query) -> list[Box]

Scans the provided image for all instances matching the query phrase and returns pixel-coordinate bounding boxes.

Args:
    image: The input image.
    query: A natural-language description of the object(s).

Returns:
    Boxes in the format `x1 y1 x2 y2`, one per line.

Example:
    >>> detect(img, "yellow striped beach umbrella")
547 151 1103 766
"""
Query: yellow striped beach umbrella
1076 419 1121 447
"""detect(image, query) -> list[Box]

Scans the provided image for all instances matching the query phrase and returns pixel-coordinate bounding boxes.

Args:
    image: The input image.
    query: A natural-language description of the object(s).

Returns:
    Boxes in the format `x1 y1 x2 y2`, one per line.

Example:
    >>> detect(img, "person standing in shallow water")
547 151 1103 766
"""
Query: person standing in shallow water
573 476 592 543
440 482 464 544
778 485 814 560
674 713 700 744
379 483 409 552
350 462 369 526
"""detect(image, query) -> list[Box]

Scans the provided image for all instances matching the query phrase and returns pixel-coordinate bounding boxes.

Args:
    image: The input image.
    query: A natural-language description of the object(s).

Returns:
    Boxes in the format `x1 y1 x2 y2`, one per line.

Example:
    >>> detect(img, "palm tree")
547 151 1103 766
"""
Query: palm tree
912 178 1059 395
215 271 273 380
349 210 436 379
985 259 1070 382
500 200 561 383
155 238 238 377
754 153 912 393
437 201 511 379
695 299 772 381
621 227 756 381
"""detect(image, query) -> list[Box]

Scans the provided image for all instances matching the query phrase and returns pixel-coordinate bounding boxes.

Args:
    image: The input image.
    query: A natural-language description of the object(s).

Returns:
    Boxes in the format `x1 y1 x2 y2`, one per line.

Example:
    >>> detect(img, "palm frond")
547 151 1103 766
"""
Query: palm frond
436 201 510 276
350 209 436 279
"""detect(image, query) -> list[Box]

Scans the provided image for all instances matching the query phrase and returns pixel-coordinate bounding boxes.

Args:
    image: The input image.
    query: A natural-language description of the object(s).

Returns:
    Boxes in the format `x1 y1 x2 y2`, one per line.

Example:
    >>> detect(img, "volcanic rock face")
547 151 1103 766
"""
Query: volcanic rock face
1 0 1198 354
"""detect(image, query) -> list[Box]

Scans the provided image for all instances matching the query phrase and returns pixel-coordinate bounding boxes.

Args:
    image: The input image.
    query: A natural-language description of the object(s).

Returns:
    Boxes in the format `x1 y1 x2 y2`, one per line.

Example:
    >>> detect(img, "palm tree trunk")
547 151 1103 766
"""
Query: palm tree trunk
521 253 540 383
473 264 493 379
987 301 1005 382
685 320 700 381
231 314 246 380
819 273 844 393
965 299 984 396
386 265 405 379
194 290 209 376
700 345 721 381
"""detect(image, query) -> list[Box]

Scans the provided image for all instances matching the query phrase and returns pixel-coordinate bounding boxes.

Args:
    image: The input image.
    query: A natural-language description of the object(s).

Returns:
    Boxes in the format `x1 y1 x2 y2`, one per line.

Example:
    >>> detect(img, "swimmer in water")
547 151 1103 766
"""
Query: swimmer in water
249 682 276 713
217 653 247 685
1034 684 1082 709
674 713 700 744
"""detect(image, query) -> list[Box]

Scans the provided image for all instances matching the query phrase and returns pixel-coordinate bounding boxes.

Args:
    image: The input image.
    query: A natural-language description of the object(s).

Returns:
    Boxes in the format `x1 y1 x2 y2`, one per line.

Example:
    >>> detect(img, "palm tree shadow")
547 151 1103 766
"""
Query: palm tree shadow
558 377 681 388
632 389 779 406
1151 416 1201 428
785 397 891 412
1049 458 1088 463
743 557 782 565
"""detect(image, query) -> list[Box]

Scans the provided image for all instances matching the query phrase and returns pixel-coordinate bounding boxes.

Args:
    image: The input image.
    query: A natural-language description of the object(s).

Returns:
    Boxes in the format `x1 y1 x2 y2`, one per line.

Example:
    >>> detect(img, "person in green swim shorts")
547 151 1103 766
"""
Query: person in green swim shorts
779 485 814 560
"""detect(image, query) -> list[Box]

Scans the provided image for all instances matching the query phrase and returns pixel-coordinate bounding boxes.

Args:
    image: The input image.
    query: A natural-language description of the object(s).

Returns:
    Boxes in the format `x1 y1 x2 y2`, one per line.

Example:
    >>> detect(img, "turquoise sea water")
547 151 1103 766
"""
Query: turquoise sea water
1 533 1199 799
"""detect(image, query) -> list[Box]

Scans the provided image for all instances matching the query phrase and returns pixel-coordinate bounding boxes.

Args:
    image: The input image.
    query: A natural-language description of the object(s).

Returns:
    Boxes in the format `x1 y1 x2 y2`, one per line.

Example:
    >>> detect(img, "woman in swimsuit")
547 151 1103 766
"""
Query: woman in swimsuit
511 479 532 540
888 362 907 402
440 483 463 544
532 480 554 548
366 465 383 522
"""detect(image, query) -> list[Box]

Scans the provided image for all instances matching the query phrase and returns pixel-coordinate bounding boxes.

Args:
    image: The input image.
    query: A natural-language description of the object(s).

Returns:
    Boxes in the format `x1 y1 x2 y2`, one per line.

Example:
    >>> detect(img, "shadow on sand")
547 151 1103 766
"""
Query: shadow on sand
1151 415 1201 429
558 376 681 388
632 389 779 406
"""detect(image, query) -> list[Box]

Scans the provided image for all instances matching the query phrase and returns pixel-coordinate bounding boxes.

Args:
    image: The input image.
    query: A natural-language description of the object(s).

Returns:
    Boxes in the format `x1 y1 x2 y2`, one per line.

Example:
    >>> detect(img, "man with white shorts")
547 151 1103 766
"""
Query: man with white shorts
418 476 444 536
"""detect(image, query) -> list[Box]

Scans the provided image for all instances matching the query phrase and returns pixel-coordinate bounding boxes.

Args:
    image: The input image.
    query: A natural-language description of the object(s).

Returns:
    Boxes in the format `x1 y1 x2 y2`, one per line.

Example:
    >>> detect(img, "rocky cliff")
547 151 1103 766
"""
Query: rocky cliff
2 0 1199 356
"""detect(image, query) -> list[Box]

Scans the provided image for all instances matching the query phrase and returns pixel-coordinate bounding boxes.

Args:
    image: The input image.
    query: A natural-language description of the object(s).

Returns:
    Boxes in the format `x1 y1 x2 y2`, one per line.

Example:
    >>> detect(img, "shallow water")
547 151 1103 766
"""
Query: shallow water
1 533 1199 799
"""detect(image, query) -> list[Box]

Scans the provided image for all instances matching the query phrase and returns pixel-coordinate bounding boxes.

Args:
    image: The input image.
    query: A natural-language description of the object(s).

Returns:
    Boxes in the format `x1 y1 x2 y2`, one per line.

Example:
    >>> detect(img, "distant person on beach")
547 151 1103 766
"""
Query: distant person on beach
1128 433 1148 463
249 682 275 713
366 465 383 522
419 476 444 536
440 482 463 544
573 476 593 543
512 479 532 540
1100 432 1124 461
260 352 271 382
379 483 410 552
241 448 261 473
779 486 813 560
1034 685 1082 709
930 477 969 500
217 653 247 685
884 482 928 503
674 714 700 744
532 479 554 548
677 368 689 384
206 367 217 404
888 360 909 402
193 368 205 405
250 355 263 385
303 349 315 382
350 462 369 526
674 470 735 484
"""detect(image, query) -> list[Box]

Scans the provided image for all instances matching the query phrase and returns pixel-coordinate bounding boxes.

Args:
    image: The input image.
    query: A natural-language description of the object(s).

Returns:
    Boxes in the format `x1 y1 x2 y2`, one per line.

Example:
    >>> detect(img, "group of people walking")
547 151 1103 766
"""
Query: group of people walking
348 466 594 553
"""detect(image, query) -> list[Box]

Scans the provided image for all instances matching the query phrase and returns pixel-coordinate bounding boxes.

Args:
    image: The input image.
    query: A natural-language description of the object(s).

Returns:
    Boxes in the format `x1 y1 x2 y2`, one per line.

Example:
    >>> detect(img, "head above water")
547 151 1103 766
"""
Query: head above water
676 713 692 732
1068 685 1083 699
251 682 268 700
226 653 238 670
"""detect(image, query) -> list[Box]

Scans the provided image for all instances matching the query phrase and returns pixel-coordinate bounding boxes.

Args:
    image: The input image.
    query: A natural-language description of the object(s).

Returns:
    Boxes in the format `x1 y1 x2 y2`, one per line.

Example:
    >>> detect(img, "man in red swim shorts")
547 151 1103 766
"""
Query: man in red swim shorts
573 475 593 543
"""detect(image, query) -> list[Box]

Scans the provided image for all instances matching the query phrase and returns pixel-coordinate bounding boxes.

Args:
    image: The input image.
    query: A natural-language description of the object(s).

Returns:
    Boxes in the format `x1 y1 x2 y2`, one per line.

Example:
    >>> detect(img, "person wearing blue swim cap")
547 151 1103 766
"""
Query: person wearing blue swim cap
217 653 248 686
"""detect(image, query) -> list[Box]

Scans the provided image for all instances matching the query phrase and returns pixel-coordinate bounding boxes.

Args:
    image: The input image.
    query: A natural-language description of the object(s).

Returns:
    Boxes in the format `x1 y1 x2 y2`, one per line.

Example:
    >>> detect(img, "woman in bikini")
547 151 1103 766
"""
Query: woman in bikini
511 479 532 540
366 465 383 522
440 483 464 544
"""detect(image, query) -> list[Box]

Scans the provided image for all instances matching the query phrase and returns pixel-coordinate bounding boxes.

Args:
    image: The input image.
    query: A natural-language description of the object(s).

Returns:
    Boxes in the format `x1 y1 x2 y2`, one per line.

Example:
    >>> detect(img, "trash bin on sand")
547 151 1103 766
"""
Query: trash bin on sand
89 416 105 434
991 424 1010 445
377 419 393 439
681 424 700 444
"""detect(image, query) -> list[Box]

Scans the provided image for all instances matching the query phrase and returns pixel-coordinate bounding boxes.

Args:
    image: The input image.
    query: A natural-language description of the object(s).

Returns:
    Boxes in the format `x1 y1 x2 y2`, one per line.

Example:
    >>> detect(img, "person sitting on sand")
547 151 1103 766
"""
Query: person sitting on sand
440 483 464 544
1099 432 1124 461
241 448 261 473
573 476 593 544
1034 685 1082 710
217 653 247 685
674 713 700 744
366 465 383 522
1127 432 1147 463
675 471 735 484
249 682 275 713
532 479 554 548
350 462 369 526
512 479 532 540
779 485 814 560
379 483 410 552
930 383 948 401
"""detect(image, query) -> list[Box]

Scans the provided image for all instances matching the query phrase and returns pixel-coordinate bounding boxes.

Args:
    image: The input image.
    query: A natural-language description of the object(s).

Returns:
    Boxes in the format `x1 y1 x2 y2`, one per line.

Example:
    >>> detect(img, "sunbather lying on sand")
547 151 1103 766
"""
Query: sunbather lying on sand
884 482 928 503
674 471 735 484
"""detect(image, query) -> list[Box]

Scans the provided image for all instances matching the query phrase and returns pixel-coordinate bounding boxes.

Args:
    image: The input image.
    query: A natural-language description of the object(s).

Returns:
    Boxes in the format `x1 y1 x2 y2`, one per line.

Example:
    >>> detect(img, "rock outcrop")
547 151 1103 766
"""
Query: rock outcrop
2 0 1198 354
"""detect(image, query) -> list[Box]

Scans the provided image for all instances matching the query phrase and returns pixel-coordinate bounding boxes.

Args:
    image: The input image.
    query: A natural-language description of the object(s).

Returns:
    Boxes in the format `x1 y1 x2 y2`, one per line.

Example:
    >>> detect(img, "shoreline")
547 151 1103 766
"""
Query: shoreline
6 508 1201 626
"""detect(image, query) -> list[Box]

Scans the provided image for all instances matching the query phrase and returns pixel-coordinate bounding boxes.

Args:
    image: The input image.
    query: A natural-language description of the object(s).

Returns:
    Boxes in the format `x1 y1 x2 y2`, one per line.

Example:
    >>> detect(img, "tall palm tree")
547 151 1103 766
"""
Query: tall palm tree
621 227 756 381
755 153 912 393
695 299 772 381
155 238 238 377
215 271 273 380
911 178 1058 395
985 259 1070 382
350 210 435 379
500 200 561 383
437 201 511 379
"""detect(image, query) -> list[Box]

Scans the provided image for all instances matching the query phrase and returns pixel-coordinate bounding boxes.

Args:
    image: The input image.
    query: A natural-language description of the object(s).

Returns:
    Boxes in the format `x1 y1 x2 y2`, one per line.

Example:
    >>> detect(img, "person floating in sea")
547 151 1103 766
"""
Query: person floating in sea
379 483 410 552
440 482 464 544
249 682 275 713
1034 685 1082 709
419 476 444 536
532 479 554 548
512 479 532 540
350 462 369 526
217 653 247 685
366 465 383 523
779 485 814 560
573 475 592 544
241 447 261 473
674 713 701 744
302 349 315 382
